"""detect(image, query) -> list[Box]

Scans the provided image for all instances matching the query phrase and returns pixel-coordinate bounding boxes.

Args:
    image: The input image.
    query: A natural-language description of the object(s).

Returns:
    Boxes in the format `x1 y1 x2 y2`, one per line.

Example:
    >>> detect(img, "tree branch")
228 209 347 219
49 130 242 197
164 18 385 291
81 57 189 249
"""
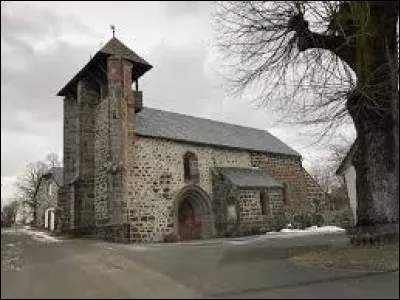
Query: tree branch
288 13 356 72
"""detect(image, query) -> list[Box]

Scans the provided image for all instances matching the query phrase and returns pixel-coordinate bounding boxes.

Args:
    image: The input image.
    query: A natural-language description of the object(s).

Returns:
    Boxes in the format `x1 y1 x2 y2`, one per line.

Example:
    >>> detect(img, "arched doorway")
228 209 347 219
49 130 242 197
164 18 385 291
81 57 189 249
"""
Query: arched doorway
178 199 201 240
175 186 214 241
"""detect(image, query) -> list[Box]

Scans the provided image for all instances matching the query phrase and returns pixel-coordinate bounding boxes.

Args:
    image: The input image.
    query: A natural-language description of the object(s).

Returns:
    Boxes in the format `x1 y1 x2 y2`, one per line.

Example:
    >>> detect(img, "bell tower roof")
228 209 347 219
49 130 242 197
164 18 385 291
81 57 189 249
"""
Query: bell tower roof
99 37 151 67
57 37 152 97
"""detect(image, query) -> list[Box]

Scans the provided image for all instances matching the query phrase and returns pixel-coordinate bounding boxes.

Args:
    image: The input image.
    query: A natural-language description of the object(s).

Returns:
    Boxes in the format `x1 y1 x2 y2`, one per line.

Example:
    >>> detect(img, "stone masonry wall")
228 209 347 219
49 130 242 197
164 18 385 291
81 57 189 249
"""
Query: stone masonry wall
63 97 78 184
61 96 78 229
211 172 230 236
35 178 59 228
303 167 331 212
94 96 111 227
57 184 71 230
92 58 136 242
236 188 285 235
268 188 285 221
250 152 309 219
127 137 251 242
251 152 351 228
75 78 100 232
236 189 263 234
212 171 285 236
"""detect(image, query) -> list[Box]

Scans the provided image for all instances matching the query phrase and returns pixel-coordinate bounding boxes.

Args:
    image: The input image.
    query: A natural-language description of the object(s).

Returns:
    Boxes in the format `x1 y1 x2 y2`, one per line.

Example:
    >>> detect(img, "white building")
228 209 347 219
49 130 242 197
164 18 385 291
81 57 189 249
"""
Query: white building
336 140 358 224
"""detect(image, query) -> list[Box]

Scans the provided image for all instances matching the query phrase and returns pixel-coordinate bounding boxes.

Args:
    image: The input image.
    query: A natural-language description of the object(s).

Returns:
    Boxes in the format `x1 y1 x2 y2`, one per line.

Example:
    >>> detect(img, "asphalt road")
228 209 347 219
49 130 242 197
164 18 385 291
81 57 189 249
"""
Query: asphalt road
1 228 399 299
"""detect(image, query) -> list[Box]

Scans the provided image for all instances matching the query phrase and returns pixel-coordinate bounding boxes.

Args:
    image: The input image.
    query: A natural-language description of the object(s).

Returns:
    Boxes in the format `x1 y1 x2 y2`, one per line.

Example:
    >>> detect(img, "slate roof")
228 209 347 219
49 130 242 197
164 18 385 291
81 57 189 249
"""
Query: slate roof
99 37 151 67
217 167 283 188
57 37 152 97
336 138 358 175
136 107 301 157
44 167 64 186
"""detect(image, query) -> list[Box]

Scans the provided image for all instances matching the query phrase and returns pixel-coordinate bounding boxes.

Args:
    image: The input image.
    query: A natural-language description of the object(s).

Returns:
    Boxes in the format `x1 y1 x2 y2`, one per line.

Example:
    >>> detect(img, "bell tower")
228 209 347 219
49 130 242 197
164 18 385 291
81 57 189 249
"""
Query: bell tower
57 32 152 239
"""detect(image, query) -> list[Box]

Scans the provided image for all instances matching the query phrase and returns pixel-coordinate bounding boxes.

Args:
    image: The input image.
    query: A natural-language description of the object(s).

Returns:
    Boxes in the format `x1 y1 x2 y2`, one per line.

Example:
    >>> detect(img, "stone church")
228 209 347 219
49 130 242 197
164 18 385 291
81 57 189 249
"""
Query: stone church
57 37 351 243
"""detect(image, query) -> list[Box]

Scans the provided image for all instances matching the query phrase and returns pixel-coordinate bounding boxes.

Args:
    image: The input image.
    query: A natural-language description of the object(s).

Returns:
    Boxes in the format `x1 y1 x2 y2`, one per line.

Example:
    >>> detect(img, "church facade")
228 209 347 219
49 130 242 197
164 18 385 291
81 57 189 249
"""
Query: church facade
57 37 352 243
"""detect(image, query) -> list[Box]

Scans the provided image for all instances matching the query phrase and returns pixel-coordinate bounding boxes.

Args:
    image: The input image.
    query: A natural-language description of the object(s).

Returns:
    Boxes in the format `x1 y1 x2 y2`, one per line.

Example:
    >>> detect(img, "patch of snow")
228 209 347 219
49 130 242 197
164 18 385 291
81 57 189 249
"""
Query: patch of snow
5 243 15 247
280 225 345 234
263 225 345 237
1 228 18 234
128 245 149 251
19 228 62 243
280 228 305 233
227 240 252 245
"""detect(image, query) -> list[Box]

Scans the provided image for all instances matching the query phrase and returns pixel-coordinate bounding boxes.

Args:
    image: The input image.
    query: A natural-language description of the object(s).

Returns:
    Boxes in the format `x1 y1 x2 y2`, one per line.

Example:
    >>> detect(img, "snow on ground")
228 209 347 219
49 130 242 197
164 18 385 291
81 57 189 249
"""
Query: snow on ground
2 226 63 243
1 228 19 234
279 225 345 234
227 226 346 245
19 228 62 243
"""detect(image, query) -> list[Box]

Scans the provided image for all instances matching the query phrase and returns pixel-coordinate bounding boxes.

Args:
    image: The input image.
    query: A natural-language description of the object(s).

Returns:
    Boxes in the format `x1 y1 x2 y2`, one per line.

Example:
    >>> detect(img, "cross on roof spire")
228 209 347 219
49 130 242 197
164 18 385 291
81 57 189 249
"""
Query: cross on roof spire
110 25 115 38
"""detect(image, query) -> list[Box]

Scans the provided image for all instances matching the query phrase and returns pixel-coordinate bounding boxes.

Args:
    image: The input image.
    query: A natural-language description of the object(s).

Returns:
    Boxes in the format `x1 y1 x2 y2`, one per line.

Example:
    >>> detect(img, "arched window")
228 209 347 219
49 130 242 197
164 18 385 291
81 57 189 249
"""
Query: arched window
183 152 199 182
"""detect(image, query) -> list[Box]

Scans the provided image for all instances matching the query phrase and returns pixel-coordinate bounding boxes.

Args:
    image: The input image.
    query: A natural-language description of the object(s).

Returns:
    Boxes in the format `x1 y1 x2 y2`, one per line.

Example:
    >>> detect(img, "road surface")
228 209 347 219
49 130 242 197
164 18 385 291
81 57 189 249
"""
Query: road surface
1 228 398 299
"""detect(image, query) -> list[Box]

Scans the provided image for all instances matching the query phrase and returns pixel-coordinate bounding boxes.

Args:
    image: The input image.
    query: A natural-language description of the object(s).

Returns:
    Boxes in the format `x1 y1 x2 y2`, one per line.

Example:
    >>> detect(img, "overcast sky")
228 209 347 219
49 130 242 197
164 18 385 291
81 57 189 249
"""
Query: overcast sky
1 1 355 204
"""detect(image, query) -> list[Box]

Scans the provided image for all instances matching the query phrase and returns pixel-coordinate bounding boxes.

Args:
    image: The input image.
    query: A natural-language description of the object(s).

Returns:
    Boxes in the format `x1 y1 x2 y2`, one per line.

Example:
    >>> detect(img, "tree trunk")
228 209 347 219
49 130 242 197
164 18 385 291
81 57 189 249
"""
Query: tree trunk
33 207 37 225
350 109 399 226
347 1 399 227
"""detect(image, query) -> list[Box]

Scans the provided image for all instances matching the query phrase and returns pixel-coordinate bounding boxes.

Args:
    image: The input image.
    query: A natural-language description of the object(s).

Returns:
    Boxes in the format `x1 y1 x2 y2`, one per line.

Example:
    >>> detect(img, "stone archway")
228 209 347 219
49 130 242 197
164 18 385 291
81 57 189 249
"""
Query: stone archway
174 185 214 241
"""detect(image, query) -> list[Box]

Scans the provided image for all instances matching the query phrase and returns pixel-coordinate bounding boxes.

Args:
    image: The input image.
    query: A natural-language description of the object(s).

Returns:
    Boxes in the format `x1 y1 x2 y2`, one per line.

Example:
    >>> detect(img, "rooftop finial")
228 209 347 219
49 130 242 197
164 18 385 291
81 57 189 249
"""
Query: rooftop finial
110 25 115 38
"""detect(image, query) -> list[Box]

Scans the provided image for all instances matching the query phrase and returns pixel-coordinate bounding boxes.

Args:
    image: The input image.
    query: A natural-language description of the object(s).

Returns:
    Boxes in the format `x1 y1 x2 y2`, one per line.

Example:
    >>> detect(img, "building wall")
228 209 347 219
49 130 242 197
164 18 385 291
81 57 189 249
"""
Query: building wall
60 96 77 230
60 78 100 234
63 81 351 241
35 178 59 228
212 170 286 236
75 79 99 232
344 165 357 223
250 152 308 216
237 189 262 232
127 137 251 242
250 152 337 228
94 96 111 227
63 97 78 184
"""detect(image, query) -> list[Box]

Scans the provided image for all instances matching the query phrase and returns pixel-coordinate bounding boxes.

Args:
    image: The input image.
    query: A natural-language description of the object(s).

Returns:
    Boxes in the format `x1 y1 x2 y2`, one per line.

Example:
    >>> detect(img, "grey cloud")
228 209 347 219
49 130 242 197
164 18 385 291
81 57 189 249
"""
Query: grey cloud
1 5 97 134
1 4 94 180
161 1 211 17
1 3 93 41
142 41 223 117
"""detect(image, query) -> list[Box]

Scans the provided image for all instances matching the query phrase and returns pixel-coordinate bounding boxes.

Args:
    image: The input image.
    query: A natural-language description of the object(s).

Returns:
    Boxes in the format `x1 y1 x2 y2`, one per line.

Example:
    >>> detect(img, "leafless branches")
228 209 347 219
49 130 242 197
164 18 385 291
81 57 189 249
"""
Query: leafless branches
14 153 62 221
213 1 397 142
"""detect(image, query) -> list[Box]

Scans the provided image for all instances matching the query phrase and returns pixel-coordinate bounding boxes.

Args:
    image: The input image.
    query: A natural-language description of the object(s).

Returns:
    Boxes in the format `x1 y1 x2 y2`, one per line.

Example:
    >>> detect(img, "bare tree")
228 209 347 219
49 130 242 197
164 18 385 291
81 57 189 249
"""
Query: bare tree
45 153 62 168
214 1 399 228
15 161 48 224
308 162 343 194
15 153 62 224
1 200 20 227
307 136 354 213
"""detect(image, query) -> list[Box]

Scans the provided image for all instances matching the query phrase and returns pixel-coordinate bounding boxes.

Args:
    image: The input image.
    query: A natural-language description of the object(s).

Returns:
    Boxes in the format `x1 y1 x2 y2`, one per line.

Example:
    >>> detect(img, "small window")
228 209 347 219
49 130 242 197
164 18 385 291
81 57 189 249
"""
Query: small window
282 183 289 205
227 204 237 221
260 190 268 215
48 183 53 196
183 152 199 182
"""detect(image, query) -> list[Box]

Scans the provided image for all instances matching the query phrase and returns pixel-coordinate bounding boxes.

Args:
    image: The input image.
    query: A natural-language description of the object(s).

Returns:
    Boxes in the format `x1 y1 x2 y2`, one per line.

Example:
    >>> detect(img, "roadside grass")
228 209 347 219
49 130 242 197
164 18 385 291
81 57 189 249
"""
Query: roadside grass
290 243 399 272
